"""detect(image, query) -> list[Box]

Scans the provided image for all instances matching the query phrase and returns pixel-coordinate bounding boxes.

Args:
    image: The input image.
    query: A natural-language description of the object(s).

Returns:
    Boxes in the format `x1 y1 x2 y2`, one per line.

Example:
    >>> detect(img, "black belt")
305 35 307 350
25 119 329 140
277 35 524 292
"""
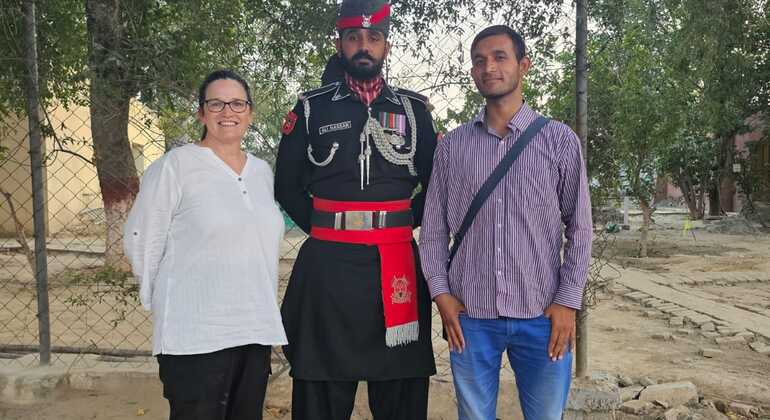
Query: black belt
311 209 413 230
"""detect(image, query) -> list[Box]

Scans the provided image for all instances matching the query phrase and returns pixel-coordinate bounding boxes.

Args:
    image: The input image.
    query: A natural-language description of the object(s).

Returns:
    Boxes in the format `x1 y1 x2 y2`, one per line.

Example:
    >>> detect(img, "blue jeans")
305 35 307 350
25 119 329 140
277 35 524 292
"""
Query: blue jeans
450 314 572 420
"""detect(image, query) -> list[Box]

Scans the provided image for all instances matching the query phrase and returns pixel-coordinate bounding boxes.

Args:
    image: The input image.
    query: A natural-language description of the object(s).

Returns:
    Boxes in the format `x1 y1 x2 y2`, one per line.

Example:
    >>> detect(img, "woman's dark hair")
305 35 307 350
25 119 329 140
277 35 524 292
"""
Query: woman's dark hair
197 69 253 140
470 25 526 61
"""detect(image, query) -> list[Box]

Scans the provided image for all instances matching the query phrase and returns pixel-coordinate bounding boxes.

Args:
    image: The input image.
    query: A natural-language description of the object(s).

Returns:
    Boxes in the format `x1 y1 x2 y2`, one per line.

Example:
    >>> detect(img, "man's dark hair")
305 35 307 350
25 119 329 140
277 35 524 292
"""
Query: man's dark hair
197 69 253 140
470 25 526 61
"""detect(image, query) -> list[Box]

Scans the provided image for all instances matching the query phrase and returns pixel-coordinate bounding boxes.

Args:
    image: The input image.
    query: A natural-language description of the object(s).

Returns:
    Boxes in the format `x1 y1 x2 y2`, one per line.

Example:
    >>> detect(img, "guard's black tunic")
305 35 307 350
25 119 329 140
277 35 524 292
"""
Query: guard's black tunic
275 80 438 381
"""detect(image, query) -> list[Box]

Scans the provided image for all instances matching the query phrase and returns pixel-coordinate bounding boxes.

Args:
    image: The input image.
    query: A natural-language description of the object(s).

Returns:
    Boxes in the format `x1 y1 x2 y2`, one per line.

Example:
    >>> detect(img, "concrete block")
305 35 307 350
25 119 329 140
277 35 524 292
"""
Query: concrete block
638 382 698 407
669 317 684 327
716 325 742 335
684 314 713 326
619 385 644 402
749 342 770 355
664 405 691 420
0 368 67 404
639 377 656 386
669 309 691 316
566 379 621 412
624 292 648 301
700 322 715 332
715 336 746 347
643 310 663 318
620 399 654 415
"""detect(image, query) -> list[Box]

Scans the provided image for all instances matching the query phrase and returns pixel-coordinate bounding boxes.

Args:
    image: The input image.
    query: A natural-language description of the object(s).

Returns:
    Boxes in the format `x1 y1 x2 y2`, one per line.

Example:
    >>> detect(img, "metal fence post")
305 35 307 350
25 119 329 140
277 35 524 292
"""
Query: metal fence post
575 0 590 379
22 0 51 366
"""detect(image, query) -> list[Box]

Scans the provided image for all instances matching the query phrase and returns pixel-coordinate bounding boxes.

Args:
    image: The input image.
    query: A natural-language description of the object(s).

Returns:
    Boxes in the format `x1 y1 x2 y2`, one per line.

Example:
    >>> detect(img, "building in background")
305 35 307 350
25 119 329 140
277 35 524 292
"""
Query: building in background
0 100 164 237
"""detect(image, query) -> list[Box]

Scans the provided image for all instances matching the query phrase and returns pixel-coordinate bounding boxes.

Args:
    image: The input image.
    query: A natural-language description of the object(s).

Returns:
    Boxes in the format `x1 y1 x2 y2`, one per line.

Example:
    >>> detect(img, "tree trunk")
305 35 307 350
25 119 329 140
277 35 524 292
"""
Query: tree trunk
719 134 736 213
86 0 139 270
708 184 721 216
1 190 36 272
678 173 703 219
639 199 652 258
719 174 736 213
697 187 705 218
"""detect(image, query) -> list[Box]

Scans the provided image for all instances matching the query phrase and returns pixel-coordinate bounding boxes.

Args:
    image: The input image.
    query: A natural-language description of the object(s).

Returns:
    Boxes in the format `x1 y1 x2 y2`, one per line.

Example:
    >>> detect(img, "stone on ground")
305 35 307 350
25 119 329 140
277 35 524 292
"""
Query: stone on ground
620 399 654 415
638 382 698 407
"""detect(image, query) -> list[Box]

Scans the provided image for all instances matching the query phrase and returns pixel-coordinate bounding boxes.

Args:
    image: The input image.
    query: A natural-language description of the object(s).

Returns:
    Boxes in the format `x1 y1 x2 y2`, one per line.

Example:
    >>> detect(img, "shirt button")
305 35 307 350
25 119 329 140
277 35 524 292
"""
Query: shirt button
242 191 247 194
497 270 502 275
497 198 502 203
497 247 501 252
238 177 242 181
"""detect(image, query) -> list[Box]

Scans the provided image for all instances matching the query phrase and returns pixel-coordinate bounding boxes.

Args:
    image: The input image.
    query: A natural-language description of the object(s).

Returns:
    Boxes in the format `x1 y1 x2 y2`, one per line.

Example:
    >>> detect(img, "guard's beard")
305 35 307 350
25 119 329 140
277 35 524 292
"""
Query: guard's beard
341 52 384 80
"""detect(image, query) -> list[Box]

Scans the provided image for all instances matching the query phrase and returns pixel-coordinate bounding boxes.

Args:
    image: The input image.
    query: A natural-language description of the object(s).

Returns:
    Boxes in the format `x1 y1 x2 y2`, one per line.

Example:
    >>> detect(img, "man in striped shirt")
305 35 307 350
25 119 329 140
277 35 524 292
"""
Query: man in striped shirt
419 25 592 419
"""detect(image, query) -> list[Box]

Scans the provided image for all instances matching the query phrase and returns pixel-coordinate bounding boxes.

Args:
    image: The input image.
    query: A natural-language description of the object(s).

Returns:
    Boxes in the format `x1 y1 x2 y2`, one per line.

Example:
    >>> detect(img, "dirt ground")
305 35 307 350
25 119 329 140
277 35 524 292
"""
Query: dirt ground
1 212 770 419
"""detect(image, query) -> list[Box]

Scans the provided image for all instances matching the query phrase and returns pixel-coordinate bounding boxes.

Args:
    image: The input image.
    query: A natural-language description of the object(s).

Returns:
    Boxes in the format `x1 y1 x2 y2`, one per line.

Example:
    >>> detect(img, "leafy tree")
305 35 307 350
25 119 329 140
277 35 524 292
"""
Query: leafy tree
550 0 688 256
4 0 572 266
665 0 770 214
545 47 621 209
659 130 717 220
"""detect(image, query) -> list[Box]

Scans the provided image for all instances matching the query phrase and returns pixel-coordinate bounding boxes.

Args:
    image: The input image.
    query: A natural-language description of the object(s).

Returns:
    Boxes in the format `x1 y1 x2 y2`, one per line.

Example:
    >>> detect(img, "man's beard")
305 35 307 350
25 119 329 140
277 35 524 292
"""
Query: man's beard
477 79 518 101
340 51 384 80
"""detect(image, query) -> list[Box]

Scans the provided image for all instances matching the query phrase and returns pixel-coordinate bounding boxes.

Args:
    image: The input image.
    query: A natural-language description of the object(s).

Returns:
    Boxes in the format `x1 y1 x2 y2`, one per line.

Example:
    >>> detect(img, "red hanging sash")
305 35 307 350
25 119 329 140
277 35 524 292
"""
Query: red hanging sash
310 198 419 347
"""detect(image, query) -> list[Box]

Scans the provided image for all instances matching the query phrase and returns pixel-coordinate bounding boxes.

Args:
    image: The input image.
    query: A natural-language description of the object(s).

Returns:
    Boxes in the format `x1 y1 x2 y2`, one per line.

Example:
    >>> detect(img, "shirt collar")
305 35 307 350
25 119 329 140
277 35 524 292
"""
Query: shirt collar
473 101 537 134
332 74 401 105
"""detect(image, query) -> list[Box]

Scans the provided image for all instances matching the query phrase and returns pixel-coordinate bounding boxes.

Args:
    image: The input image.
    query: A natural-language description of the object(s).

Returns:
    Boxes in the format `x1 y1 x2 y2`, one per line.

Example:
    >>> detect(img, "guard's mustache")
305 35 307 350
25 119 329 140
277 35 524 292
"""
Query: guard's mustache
352 52 375 62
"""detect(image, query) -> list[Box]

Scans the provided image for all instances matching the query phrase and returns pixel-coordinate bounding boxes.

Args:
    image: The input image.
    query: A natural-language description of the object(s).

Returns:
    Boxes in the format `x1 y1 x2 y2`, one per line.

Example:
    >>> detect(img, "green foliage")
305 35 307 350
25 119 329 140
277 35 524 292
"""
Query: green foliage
547 0 770 216
61 266 138 328
0 0 87 117
545 47 621 208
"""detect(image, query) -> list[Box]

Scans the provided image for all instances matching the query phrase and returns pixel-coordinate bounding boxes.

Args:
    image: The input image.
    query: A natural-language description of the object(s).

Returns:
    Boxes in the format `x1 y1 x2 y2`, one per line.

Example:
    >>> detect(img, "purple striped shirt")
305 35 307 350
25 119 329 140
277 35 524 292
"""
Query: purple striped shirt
418 103 593 319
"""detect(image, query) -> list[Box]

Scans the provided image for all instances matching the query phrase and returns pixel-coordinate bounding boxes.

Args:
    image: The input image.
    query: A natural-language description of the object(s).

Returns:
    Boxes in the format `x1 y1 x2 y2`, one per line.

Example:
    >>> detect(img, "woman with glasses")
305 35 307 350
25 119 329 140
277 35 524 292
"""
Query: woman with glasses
124 69 287 420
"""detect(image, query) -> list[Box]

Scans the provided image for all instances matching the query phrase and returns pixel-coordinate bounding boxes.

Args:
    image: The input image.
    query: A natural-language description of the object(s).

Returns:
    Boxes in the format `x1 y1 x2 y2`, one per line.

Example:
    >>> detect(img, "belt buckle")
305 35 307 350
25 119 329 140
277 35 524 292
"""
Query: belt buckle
343 211 373 230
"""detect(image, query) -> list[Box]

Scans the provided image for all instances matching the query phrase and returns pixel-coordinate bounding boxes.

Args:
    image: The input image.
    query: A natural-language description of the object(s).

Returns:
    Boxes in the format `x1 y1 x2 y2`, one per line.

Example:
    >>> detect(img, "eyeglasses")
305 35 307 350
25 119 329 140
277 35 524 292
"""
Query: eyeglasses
204 99 251 113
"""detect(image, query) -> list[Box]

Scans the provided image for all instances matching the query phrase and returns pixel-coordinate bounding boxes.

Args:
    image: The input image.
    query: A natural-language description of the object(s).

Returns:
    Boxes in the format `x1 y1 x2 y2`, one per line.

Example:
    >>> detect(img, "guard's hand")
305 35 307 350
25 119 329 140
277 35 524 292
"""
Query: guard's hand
543 303 576 362
434 293 466 353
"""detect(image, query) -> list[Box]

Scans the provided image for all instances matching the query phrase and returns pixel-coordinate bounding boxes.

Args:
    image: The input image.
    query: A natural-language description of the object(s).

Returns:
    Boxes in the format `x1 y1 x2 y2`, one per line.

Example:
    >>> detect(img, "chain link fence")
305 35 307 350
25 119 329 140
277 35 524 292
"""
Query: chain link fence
0 16 505 381
0 9 595 413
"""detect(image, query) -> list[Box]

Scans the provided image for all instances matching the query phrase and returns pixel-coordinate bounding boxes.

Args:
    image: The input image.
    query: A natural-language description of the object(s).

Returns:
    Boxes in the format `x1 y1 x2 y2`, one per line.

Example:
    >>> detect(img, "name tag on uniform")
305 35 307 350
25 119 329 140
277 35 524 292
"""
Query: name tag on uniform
379 112 407 136
319 121 352 136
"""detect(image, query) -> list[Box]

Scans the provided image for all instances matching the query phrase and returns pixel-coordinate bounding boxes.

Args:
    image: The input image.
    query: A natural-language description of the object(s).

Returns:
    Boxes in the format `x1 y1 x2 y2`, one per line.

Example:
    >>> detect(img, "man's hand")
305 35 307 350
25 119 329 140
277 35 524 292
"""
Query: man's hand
543 303 576 362
434 293 466 353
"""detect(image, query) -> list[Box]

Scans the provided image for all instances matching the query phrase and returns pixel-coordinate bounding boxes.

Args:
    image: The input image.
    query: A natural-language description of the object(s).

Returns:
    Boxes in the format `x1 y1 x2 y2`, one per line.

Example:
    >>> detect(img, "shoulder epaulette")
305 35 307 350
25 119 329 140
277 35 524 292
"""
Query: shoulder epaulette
298 82 340 101
392 87 433 111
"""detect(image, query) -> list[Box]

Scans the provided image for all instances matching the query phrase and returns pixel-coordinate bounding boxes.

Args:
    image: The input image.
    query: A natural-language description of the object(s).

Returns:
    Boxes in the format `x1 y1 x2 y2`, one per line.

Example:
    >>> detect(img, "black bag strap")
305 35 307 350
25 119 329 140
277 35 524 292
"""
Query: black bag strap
447 116 549 269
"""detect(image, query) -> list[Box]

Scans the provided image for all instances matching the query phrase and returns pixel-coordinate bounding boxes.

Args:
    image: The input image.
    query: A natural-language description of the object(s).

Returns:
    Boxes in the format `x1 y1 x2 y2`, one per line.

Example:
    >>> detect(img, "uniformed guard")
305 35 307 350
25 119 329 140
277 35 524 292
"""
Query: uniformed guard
274 0 438 419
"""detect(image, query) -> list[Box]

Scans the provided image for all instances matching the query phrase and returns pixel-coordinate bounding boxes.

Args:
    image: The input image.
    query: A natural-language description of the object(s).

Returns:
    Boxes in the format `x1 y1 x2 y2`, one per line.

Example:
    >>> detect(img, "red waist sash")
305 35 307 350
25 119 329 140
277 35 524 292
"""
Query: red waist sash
310 198 418 347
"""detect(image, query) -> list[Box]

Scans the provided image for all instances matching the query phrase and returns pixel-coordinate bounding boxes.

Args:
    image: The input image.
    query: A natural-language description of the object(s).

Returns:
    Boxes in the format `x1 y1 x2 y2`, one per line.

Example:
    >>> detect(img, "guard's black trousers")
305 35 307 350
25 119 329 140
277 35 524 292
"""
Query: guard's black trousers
291 377 429 420
157 344 271 420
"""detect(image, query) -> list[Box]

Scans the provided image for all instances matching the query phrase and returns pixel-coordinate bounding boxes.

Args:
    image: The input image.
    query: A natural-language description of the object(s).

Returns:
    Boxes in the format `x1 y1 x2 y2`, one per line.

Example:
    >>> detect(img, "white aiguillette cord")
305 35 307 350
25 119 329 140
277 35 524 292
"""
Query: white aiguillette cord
357 97 418 190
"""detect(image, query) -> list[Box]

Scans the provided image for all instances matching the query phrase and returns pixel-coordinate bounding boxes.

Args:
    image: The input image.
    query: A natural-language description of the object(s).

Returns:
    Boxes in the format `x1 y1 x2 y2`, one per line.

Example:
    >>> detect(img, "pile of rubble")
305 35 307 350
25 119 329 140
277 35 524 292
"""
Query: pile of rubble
705 215 763 235
565 373 763 419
